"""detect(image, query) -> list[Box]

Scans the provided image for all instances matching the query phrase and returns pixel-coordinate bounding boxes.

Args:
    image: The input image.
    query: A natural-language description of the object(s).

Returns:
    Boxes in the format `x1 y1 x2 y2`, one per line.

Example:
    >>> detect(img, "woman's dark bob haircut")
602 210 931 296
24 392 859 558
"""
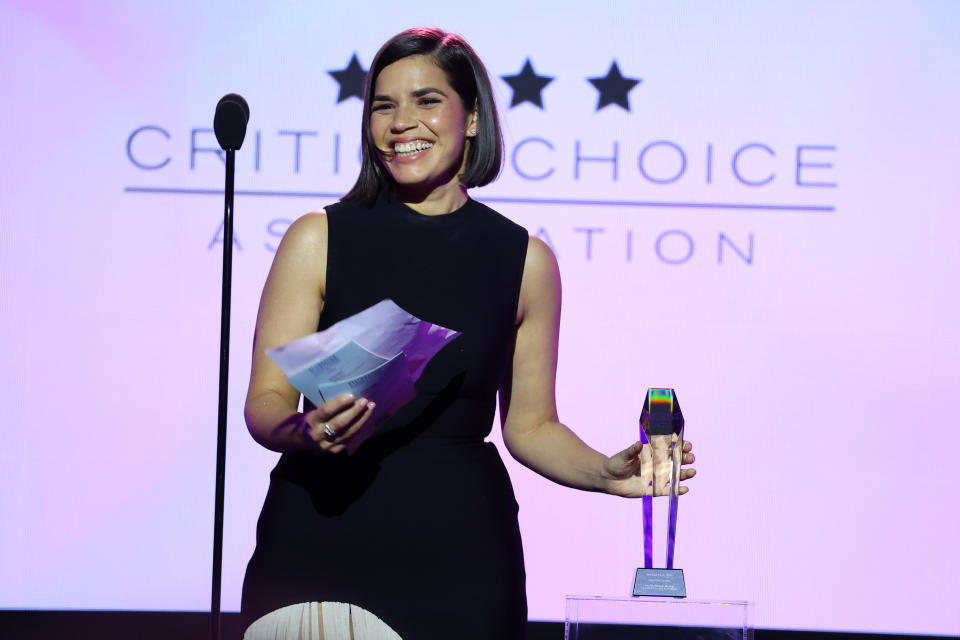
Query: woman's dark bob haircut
342 27 503 205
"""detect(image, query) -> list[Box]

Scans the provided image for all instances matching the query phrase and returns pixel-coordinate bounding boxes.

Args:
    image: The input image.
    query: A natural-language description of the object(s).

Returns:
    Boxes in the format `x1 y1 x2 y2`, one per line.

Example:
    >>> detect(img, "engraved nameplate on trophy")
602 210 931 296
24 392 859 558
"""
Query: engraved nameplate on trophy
633 388 687 597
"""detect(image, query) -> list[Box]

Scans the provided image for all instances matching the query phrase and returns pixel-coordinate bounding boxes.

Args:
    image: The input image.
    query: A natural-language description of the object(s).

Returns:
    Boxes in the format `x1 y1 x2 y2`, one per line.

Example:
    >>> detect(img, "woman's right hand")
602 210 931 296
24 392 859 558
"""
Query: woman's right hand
302 393 376 453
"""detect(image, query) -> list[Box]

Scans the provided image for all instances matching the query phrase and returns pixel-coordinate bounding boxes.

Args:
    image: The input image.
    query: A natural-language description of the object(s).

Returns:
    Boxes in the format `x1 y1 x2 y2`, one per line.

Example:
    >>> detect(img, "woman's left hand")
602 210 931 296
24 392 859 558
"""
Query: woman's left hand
603 440 696 498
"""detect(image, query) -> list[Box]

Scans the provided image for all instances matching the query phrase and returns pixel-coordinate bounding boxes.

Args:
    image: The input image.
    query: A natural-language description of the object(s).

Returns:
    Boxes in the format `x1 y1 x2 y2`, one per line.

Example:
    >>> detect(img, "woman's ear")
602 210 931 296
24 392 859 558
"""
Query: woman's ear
466 106 479 137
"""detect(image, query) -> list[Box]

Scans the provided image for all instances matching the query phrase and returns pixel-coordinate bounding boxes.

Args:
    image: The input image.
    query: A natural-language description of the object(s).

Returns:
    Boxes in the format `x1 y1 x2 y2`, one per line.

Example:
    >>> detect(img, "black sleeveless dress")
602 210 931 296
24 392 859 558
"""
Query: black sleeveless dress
240 195 530 639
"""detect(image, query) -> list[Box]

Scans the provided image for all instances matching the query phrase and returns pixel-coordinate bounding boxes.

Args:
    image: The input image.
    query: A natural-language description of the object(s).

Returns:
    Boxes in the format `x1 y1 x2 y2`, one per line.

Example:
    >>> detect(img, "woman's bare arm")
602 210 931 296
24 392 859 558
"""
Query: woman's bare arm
500 238 695 496
499 238 613 490
244 211 372 453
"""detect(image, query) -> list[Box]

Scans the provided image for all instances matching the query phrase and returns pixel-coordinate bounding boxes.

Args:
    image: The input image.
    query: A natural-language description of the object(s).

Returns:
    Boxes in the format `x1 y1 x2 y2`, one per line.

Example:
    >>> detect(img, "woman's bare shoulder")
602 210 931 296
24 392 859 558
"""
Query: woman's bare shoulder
524 235 557 266
276 210 329 254
522 235 560 286
289 209 328 237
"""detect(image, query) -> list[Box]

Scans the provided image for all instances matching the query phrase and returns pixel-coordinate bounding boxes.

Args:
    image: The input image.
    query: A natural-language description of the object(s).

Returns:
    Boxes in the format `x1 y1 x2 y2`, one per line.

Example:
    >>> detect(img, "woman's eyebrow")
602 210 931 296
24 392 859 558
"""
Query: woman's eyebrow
372 87 447 102
412 87 447 97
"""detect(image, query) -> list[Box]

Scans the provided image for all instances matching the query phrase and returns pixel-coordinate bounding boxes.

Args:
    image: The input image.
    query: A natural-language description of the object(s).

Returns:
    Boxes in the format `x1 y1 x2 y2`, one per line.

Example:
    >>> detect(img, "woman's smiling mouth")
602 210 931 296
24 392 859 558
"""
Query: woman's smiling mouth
393 140 435 158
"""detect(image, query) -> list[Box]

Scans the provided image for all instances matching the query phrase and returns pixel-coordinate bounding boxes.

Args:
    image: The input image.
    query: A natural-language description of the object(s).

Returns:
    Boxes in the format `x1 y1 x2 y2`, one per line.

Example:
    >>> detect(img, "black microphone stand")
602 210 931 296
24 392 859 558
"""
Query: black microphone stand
210 94 249 640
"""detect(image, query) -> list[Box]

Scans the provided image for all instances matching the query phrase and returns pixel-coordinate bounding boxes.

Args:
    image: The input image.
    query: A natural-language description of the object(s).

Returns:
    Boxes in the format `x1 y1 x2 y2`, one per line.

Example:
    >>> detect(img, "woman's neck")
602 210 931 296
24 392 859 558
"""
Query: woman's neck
395 181 469 216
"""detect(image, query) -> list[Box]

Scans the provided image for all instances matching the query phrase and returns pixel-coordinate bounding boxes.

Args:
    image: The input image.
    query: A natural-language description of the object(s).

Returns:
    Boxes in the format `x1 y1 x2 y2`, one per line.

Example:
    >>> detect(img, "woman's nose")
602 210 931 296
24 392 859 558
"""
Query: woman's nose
390 103 417 132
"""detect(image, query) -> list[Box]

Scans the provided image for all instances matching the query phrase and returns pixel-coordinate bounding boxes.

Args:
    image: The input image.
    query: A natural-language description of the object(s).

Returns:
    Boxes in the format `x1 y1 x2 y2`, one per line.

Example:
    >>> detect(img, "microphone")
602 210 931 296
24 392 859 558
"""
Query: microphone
213 93 250 151
210 91 249 640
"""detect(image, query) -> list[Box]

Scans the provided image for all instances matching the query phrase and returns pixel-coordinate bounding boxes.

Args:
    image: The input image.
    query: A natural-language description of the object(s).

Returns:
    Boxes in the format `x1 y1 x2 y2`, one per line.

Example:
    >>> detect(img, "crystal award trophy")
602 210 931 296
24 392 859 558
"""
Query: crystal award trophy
632 388 687 597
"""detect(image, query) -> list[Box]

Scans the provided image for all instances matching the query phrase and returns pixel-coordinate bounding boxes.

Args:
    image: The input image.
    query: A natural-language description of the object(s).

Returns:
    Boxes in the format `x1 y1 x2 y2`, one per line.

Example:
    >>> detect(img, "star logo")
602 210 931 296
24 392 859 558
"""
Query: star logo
501 59 554 109
588 61 641 112
328 53 368 103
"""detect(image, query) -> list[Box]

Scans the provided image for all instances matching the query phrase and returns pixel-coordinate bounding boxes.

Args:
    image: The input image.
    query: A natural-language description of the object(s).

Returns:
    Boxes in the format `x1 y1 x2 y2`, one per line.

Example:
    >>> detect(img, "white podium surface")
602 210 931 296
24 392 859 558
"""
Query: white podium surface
565 596 752 640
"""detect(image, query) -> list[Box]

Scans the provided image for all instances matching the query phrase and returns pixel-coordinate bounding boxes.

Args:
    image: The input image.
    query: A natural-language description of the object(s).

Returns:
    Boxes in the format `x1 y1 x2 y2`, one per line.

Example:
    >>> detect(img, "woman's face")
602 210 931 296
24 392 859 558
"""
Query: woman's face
370 55 477 197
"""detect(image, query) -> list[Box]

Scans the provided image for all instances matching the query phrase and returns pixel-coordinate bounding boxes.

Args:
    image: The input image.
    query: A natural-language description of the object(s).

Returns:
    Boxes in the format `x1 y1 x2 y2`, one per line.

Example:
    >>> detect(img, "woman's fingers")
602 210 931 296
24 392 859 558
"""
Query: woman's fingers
622 440 643 461
322 393 361 419
328 398 376 442
304 394 376 451
304 393 359 439
325 397 369 433
606 438 696 496
325 401 376 453
607 441 645 477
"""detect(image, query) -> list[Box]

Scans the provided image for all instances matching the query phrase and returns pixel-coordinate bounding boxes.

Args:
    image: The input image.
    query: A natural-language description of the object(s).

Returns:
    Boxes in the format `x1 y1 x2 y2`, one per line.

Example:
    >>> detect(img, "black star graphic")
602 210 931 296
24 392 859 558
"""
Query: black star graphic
501 59 554 109
588 61 641 111
328 54 367 103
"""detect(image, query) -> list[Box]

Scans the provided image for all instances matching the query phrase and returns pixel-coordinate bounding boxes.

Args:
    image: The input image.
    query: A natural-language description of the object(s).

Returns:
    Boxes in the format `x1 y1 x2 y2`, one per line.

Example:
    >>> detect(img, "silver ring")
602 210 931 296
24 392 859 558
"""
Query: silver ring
322 422 338 440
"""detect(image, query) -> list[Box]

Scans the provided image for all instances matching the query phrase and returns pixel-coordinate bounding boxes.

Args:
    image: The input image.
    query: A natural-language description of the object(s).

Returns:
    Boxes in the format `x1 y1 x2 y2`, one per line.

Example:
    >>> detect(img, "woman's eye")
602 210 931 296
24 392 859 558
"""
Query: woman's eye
371 103 393 111
419 98 441 106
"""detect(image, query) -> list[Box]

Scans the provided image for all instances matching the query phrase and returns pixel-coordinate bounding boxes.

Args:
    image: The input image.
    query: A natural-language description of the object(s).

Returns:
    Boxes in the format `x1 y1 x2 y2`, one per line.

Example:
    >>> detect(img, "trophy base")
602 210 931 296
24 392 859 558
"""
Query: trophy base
633 568 686 597
566 595 752 640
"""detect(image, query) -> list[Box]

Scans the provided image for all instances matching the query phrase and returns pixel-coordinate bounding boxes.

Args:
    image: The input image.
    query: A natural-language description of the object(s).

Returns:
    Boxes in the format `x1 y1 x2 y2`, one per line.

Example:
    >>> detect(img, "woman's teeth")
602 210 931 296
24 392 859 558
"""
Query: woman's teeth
394 141 433 157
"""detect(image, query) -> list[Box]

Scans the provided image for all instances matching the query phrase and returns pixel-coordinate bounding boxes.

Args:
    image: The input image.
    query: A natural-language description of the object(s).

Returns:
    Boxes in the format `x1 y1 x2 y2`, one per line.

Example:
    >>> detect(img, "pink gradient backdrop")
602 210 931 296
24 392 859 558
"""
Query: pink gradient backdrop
1 1 957 635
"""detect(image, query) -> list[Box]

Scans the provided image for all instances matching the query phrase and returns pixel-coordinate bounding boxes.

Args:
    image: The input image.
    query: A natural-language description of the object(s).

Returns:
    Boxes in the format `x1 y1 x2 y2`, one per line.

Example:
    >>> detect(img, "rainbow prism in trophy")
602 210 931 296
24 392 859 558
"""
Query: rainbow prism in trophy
633 388 687 597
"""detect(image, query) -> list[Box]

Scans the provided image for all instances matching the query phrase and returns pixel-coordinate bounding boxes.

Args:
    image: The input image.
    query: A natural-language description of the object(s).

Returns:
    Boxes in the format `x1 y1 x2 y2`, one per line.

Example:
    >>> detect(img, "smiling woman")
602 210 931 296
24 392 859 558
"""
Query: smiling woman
368 55 478 207
239 26 694 640
343 28 502 213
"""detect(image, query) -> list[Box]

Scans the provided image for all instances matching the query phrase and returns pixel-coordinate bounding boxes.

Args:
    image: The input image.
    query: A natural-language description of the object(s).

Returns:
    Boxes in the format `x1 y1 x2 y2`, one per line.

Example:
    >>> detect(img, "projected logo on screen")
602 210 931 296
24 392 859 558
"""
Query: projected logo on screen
123 52 837 267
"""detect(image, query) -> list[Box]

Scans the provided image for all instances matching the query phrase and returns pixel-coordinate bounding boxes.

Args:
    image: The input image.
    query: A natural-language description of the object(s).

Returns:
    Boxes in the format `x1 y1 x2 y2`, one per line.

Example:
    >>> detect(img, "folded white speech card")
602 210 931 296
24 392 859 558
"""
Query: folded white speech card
266 299 461 452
